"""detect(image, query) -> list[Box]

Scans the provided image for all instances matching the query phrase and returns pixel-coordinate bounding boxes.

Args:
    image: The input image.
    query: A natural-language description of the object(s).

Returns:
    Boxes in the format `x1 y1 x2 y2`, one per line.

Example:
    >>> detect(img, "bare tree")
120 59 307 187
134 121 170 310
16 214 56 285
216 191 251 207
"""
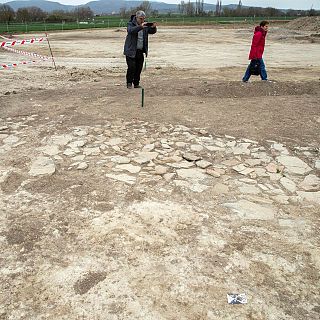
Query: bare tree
28 6 47 21
119 7 128 18
47 10 74 22
195 0 204 16
185 0 195 16
150 9 159 17
196 0 205 16
73 6 94 20
133 1 152 16
215 0 218 16
16 8 29 22
215 0 222 16
178 1 186 15
0 4 15 23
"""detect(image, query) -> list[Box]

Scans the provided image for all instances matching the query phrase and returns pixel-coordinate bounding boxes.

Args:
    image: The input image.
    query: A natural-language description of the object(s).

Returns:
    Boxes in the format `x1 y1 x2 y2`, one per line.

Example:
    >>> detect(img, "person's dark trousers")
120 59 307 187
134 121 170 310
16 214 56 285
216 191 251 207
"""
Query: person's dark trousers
126 49 144 86
242 58 268 82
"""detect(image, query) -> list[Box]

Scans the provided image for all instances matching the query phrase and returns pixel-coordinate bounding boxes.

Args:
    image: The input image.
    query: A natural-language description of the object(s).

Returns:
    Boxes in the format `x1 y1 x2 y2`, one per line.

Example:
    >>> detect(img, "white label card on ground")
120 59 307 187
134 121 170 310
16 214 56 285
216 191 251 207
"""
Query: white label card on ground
227 293 248 304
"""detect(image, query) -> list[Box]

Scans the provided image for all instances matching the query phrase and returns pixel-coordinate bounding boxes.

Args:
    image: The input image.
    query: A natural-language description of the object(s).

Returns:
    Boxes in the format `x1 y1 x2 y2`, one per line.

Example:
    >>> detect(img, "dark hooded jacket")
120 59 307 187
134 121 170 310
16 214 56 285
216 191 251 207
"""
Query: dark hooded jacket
123 15 157 58
249 26 267 60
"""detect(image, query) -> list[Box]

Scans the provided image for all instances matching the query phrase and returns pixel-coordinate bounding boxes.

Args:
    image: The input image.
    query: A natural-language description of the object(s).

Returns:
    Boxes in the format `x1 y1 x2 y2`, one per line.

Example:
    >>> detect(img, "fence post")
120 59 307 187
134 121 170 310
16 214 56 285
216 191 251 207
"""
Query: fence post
6 22 9 32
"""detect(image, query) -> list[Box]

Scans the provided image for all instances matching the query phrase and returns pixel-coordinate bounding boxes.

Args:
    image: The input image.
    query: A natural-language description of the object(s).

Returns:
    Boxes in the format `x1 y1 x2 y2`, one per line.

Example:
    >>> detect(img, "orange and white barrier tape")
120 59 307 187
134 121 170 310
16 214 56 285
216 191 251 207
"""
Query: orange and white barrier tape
2 46 51 60
0 63 18 69
0 59 46 70
1 37 45 47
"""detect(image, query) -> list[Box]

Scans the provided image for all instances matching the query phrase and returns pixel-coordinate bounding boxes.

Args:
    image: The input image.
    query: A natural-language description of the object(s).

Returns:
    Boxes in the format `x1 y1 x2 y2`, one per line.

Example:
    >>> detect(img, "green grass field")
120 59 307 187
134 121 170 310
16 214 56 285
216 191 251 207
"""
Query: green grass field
0 16 295 34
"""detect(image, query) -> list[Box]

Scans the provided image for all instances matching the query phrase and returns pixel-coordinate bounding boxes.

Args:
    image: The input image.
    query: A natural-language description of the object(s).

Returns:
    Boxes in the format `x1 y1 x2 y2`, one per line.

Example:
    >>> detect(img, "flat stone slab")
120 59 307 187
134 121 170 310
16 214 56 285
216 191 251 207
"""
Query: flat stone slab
72 155 86 161
154 165 167 175
29 157 56 176
49 134 73 146
68 140 86 148
176 168 207 181
116 164 141 174
63 148 80 156
106 173 136 185
83 147 100 156
73 128 88 136
3 135 20 145
299 174 320 191
238 184 261 194
190 144 204 152
111 156 131 164
232 143 251 155
142 143 155 151
196 160 212 169
168 161 194 169
297 191 320 205
212 183 229 194
182 152 201 162
106 137 122 146
224 199 276 220
133 152 158 164
280 177 297 193
77 162 88 170
190 183 209 193
38 145 60 156
277 156 312 175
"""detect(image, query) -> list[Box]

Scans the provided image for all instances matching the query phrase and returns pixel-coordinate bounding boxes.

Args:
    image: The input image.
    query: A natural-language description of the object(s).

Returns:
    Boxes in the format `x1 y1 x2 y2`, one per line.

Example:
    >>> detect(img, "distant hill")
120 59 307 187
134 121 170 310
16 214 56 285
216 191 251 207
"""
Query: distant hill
5 0 75 12
3 0 217 14
85 1 178 14
2 1 269 14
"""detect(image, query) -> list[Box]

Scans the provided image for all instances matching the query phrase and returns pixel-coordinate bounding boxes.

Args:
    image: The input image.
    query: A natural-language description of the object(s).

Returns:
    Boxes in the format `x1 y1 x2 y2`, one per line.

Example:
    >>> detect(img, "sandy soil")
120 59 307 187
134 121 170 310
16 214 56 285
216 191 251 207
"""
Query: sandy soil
0 26 320 320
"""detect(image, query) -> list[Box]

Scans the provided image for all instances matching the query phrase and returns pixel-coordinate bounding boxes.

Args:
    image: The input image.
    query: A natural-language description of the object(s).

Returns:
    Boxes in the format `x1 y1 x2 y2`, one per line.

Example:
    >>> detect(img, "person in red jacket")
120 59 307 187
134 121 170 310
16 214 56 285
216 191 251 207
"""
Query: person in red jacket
242 20 269 82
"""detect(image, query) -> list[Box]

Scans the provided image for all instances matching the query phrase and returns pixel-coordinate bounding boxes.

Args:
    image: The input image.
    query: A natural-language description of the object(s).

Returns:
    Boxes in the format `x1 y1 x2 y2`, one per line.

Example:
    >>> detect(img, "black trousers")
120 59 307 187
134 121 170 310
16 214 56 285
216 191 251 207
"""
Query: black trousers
126 50 144 85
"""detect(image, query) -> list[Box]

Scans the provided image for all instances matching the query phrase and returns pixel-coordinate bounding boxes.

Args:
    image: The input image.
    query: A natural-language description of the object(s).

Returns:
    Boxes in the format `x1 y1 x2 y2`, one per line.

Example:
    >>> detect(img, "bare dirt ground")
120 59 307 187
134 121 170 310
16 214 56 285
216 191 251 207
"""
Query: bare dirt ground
0 24 320 320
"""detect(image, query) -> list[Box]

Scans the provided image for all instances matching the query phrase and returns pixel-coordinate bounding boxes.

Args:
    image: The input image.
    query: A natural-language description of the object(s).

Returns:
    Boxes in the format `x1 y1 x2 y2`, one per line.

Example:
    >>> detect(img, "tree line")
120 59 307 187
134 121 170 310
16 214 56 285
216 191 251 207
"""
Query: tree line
0 0 319 24
0 1 155 23
0 4 94 23
119 1 160 18
178 0 319 17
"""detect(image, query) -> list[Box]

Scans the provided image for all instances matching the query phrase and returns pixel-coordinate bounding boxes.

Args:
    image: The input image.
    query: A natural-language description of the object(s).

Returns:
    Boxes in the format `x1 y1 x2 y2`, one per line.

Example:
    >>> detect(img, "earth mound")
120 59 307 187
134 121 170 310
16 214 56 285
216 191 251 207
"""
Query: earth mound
285 16 320 32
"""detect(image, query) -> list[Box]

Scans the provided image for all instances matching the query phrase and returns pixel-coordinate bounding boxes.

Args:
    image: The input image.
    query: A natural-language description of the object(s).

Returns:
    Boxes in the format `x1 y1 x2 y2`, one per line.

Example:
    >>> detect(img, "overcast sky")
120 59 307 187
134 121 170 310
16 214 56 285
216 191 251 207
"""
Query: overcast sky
1 0 319 10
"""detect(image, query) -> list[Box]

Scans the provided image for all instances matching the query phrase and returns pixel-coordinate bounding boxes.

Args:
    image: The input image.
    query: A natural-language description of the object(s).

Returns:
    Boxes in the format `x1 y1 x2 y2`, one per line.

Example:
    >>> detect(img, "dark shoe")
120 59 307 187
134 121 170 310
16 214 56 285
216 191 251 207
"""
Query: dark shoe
134 85 142 88
127 83 132 89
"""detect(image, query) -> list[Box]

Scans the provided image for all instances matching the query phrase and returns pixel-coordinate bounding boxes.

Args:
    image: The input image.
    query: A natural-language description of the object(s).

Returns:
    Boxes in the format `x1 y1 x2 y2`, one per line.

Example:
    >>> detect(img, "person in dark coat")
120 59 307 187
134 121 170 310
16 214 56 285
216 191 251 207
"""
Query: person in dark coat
123 11 157 89
242 20 269 82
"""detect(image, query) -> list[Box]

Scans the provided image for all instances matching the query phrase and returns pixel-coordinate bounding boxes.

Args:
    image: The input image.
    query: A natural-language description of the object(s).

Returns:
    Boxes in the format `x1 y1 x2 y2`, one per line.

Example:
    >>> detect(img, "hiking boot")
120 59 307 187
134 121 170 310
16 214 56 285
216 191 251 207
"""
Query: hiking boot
127 83 132 89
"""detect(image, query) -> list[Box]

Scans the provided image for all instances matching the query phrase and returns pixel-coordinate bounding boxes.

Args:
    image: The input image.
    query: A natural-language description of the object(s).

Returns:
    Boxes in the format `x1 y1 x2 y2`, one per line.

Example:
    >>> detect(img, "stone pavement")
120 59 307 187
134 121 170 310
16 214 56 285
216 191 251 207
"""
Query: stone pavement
0 115 319 319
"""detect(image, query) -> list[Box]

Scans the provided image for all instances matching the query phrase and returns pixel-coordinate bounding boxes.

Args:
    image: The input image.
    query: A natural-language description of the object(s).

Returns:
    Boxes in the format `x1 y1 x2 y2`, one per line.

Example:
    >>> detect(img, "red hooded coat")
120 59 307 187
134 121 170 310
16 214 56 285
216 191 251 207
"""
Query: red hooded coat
249 26 267 60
